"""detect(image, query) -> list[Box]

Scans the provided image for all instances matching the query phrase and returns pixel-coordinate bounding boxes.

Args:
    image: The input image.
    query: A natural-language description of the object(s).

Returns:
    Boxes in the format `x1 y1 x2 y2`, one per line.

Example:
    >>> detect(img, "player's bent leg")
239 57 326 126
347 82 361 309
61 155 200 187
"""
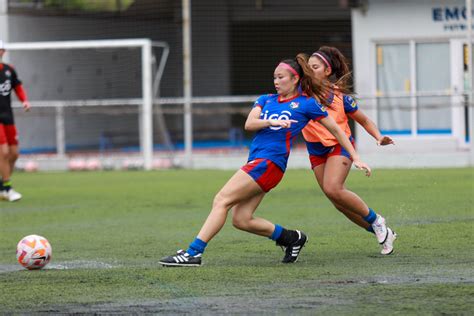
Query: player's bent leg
322 156 389 245
231 192 308 263
321 156 368 213
332 201 371 230
197 169 264 242
160 170 263 267
318 157 373 228
231 191 273 236
314 163 370 230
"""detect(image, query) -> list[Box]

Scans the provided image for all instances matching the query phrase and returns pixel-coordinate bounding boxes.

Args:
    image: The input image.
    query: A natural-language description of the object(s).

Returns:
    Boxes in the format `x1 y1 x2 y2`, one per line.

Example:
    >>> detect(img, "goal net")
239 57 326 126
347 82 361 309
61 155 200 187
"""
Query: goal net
5 39 170 170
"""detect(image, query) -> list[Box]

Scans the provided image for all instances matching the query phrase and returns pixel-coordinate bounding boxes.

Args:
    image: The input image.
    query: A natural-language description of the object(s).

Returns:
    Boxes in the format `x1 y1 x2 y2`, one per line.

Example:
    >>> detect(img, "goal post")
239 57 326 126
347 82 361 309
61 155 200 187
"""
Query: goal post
4 38 169 170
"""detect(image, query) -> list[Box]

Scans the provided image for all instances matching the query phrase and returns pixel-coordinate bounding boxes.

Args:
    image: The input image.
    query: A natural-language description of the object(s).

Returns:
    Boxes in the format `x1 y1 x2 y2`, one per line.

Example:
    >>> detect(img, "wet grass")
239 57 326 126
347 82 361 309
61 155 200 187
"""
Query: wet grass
0 168 473 314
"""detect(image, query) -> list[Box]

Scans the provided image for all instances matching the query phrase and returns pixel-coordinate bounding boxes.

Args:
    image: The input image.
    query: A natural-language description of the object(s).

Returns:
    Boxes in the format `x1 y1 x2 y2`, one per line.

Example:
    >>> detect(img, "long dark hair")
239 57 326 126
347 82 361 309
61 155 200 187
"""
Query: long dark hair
312 46 352 95
285 54 330 107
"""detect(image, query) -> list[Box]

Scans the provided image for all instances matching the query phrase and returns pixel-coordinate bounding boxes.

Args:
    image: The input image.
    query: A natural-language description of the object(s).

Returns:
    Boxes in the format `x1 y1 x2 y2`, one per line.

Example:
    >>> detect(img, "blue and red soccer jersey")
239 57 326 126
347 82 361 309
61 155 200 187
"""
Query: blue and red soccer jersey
247 93 328 172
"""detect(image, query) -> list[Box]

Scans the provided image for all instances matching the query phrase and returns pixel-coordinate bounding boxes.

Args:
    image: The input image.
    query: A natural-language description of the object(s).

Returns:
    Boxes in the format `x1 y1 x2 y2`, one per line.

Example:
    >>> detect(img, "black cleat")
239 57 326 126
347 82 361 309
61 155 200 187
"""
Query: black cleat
159 249 202 267
281 230 308 263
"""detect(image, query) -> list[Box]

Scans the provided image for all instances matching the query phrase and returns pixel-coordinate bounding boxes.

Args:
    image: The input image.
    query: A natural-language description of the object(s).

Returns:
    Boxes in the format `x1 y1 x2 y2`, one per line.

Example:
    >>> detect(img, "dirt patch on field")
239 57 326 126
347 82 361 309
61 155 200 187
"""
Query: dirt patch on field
317 274 474 286
33 296 347 314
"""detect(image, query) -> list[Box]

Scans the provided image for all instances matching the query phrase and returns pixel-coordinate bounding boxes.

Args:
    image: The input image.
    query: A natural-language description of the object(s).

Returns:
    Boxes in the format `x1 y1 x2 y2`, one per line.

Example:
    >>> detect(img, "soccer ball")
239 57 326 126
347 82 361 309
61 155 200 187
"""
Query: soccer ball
16 235 52 270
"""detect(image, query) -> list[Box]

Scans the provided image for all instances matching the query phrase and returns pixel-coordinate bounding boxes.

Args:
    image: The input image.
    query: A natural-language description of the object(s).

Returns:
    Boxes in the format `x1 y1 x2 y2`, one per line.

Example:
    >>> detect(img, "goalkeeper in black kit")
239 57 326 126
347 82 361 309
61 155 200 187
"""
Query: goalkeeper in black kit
0 40 31 202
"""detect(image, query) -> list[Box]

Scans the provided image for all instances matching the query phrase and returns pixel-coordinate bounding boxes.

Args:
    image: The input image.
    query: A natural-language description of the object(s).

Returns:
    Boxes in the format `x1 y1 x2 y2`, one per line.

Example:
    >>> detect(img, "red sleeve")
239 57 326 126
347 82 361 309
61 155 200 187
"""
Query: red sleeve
14 84 28 102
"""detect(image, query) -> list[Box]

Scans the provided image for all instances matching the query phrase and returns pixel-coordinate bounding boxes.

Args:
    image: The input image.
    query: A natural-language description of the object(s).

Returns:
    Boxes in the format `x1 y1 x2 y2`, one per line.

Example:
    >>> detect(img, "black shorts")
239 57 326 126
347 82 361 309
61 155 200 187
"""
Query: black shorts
0 109 14 125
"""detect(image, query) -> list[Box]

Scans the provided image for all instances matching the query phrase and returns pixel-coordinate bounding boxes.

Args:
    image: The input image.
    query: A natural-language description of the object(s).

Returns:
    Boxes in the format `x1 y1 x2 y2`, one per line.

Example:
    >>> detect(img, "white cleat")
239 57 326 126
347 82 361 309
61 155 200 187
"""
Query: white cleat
2 189 22 202
372 215 388 244
381 227 397 255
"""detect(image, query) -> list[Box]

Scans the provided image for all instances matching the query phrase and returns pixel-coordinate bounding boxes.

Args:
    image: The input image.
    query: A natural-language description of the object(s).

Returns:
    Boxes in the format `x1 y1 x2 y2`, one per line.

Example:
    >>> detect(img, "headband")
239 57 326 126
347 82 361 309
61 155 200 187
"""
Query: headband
312 52 332 74
277 62 299 77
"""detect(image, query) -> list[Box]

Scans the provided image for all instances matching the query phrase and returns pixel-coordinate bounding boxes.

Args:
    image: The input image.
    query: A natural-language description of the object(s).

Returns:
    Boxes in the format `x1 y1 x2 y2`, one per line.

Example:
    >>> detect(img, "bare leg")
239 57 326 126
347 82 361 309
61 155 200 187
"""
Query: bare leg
8 145 19 176
313 156 370 229
0 144 11 182
196 169 264 242
231 191 275 237
331 200 370 229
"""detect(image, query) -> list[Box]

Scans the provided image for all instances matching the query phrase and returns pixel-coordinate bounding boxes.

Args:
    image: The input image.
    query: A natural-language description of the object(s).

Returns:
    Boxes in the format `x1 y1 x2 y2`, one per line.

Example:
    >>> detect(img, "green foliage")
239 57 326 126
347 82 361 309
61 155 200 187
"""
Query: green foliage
0 168 473 313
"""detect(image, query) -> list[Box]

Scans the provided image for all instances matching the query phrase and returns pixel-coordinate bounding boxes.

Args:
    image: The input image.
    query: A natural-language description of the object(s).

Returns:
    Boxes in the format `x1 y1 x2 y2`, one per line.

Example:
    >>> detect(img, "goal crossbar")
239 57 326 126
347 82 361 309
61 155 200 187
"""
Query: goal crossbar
5 39 169 170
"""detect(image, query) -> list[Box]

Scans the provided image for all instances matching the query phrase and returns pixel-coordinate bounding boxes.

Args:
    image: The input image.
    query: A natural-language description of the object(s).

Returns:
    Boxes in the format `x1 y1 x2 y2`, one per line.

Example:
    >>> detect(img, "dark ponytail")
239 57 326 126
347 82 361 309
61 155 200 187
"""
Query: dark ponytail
315 46 352 95
295 53 330 107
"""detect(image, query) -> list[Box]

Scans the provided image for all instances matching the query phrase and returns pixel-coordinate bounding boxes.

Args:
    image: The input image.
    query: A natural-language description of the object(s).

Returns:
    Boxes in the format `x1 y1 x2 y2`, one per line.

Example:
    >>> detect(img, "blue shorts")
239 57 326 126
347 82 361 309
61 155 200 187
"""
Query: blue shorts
241 158 284 192
306 137 355 169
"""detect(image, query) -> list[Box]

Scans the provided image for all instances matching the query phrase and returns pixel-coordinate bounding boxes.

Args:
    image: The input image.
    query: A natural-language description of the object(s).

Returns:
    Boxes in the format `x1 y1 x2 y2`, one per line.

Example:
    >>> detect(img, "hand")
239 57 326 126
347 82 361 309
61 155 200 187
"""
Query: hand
377 136 394 146
269 119 298 129
353 159 371 177
23 101 31 112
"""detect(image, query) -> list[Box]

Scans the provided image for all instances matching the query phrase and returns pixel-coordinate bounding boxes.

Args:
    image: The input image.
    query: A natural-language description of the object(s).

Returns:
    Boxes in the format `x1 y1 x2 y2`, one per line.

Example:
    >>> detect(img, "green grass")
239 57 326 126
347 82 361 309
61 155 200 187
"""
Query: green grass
0 168 473 314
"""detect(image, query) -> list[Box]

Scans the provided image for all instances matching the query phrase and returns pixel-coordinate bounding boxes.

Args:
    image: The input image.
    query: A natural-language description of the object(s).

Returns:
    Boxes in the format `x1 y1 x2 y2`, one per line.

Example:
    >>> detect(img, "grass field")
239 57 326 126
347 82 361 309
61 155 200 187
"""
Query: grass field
0 168 473 314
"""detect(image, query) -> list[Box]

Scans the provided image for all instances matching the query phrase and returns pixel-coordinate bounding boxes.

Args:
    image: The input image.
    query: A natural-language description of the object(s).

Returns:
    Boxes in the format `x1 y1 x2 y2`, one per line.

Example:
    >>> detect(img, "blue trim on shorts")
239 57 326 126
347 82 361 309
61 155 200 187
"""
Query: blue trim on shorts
246 159 269 183
305 136 354 159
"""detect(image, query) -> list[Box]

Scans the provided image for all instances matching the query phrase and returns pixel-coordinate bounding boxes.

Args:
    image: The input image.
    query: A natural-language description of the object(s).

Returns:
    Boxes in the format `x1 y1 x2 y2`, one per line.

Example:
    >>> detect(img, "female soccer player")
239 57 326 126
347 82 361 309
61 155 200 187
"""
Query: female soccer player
302 46 396 255
0 40 31 202
159 55 371 267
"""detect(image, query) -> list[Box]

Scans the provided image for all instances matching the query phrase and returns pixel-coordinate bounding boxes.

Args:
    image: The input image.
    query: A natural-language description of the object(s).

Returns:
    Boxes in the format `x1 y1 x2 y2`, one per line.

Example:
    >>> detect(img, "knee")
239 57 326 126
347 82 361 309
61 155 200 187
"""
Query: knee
0 150 8 161
323 184 342 201
9 151 19 162
232 215 251 231
212 191 232 211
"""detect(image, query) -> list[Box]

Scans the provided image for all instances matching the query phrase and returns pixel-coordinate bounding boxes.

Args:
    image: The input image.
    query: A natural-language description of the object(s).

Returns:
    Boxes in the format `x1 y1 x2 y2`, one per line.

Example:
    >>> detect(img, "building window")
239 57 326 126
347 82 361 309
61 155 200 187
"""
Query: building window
416 42 451 134
376 43 411 134
376 41 451 135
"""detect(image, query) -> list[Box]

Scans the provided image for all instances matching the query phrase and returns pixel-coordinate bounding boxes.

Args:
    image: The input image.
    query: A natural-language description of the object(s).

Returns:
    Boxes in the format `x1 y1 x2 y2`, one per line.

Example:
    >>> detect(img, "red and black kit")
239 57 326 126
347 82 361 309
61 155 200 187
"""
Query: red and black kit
0 63 26 145
0 63 22 125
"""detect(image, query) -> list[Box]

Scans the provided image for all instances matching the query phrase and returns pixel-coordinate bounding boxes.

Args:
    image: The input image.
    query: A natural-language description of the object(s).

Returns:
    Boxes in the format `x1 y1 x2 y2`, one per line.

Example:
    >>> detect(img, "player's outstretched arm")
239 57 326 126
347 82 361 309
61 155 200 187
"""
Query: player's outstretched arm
348 110 394 146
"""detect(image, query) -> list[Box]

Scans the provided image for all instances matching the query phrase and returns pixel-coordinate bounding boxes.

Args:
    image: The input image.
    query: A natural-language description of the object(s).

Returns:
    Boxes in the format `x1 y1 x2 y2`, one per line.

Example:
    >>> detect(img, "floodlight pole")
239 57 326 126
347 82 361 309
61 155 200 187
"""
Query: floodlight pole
467 0 474 165
182 0 193 168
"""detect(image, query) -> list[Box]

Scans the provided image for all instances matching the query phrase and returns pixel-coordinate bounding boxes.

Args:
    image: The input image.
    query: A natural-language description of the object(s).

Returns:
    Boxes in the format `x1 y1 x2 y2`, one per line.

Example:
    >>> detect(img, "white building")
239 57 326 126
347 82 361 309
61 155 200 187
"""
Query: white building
351 0 472 167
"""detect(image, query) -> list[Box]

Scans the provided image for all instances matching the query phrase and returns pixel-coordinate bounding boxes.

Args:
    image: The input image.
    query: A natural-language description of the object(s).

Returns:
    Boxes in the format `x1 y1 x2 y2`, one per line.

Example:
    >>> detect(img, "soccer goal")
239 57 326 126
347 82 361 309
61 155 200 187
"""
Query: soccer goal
4 39 169 170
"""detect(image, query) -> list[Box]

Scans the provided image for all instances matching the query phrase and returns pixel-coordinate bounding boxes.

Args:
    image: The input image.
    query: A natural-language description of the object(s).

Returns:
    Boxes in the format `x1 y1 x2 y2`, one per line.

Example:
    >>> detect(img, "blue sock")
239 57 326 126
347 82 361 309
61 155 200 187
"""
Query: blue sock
363 208 377 224
186 237 207 256
269 224 283 241
366 225 375 234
